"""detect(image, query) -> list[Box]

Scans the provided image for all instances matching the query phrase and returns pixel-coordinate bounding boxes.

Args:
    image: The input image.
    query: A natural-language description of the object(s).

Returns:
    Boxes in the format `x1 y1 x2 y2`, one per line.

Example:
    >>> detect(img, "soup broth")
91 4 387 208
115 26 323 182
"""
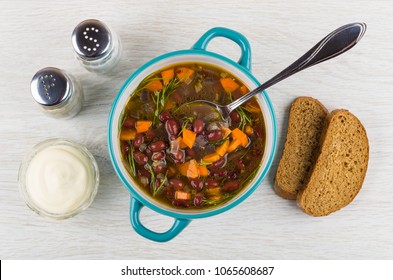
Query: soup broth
119 63 265 209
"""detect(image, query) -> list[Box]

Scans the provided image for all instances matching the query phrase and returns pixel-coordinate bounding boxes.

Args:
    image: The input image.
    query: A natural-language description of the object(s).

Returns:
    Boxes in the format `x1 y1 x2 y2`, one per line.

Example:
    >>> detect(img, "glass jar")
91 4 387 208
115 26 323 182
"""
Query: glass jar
18 138 99 219
72 19 122 73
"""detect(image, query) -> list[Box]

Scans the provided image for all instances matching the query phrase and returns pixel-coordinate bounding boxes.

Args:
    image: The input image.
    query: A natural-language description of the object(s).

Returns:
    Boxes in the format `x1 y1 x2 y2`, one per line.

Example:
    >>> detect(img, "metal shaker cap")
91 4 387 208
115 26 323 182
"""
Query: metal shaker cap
31 67 71 106
72 19 112 60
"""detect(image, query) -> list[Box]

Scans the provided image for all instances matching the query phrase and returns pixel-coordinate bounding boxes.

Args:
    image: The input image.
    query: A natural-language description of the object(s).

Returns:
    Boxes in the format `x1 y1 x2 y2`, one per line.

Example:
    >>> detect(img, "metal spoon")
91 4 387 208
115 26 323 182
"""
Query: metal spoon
179 22 366 122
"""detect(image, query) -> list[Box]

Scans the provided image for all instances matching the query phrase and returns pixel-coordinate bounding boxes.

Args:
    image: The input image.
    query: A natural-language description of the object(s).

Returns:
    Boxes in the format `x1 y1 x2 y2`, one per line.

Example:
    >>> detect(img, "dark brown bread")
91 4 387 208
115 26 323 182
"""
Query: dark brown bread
297 109 369 216
274 97 329 199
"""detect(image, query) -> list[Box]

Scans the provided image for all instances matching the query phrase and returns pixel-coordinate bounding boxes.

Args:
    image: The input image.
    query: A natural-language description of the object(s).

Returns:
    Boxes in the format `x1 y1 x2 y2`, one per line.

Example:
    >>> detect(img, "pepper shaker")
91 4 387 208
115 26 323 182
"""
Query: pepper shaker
30 67 83 119
72 19 122 73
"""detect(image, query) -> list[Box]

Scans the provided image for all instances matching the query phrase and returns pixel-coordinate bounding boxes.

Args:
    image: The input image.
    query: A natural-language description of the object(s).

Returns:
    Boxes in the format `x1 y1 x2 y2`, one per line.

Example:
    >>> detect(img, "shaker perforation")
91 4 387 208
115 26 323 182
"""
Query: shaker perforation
72 19 121 73
30 67 83 118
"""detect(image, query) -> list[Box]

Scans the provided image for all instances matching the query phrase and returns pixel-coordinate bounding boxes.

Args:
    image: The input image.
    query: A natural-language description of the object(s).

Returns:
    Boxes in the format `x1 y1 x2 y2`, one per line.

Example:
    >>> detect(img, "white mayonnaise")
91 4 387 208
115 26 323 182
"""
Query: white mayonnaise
24 142 97 215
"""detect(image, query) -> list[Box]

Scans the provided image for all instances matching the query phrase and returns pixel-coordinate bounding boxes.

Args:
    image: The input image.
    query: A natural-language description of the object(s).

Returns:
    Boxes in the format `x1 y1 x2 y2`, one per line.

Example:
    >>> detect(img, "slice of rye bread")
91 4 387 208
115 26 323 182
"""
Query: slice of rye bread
297 109 369 217
274 97 329 199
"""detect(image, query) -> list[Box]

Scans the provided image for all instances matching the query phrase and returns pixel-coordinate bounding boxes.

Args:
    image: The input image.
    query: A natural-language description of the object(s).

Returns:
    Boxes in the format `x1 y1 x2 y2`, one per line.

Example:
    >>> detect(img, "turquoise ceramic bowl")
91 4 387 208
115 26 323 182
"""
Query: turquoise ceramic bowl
108 27 277 242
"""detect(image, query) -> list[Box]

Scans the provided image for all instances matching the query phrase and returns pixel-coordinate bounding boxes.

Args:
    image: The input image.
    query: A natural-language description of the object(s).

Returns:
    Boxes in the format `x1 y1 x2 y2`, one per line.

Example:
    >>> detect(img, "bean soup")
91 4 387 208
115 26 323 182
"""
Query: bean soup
119 63 265 209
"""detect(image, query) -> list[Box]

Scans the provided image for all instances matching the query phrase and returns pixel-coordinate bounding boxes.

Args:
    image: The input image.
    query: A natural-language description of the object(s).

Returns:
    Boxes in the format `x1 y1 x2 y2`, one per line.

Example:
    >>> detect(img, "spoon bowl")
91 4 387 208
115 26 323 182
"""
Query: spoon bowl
175 100 229 123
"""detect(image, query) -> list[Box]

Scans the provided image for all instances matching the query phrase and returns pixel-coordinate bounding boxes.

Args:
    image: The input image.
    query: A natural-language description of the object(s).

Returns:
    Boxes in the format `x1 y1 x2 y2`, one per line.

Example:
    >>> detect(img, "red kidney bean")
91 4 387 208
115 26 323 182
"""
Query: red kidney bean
138 167 151 179
206 129 223 142
121 141 130 154
205 179 219 188
167 166 177 178
254 126 264 139
236 158 245 170
228 171 239 180
229 111 241 123
152 164 166 174
193 119 204 134
223 180 240 192
211 169 228 178
134 151 148 165
149 140 166 152
172 150 185 164
193 193 204 207
165 188 175 199
159 110 172 122
252 148 262 157
209 156 226 169
152 151 166 161
190 178 204 191
133 133 145 148
169 178 185 190
172 199 190 208
165 118 180 136
145 129 156 141
185 147 196 158
171 91 185 104
122 117 136 129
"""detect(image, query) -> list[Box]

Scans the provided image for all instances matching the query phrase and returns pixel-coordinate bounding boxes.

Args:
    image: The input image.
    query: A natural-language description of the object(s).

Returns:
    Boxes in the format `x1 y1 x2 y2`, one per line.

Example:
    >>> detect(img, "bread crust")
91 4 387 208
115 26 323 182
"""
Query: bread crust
274 97 329 200
297 109 369 216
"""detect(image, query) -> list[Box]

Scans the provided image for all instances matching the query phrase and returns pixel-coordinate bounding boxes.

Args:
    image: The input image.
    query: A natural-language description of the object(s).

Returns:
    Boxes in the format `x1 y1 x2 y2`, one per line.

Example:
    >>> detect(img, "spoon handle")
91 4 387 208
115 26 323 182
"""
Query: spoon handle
227 22 367 113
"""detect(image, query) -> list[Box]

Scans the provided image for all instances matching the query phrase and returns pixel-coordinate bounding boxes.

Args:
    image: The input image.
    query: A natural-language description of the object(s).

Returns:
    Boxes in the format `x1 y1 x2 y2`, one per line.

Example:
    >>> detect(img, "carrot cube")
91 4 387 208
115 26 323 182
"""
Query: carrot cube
161 68 174 85
146 80 163 92
220 78 239 93
120 129 136 140
175 191 191 200
202 152 221 163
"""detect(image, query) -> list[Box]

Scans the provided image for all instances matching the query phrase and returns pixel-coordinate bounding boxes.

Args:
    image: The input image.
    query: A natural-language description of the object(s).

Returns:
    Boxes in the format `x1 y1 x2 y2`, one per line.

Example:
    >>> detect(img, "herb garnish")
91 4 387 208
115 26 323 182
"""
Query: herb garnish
203 192 236 206
236 106 253 130
127 146 136 177
134 74 181 125
152 77 181 124
145 164 168 197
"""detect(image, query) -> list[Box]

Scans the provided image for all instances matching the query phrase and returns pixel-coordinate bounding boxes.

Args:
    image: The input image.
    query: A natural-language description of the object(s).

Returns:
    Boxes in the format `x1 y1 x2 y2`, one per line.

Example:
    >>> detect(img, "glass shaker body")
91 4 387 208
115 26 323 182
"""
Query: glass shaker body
30 67 83 119
72 19 122 73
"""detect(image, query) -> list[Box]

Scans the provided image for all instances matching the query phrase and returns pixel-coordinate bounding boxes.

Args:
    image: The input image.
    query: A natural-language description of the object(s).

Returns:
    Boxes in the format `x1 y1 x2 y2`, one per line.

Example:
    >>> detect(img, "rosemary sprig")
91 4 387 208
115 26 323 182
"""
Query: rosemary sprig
145 164 168 197
153 171 168 197
145 163 156 192
133 73 181 125
152 90 161 124
203 192 236 206
210 137 228 147
236 106 253 130
227 90 253 130
179 116 194 134
240 168 258 185
127 146 136 177
119 112 127 132
152 77 181 124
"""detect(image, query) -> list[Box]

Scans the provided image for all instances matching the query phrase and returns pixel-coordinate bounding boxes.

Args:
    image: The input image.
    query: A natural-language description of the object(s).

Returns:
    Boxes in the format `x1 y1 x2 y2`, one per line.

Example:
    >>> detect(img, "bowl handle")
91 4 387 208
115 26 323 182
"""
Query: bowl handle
129 196 191 242
192 27 252 71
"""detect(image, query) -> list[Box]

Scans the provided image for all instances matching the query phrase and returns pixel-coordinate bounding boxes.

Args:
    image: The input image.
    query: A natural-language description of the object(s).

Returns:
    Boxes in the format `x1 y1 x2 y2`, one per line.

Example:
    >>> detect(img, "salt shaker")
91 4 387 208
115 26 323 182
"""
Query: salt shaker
72 19 122 73
30 67 83 119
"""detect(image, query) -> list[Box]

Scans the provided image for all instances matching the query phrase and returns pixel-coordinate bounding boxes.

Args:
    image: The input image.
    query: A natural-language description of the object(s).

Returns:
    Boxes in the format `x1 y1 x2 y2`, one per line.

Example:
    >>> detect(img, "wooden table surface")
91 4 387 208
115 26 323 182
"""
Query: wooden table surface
1 0 392 260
